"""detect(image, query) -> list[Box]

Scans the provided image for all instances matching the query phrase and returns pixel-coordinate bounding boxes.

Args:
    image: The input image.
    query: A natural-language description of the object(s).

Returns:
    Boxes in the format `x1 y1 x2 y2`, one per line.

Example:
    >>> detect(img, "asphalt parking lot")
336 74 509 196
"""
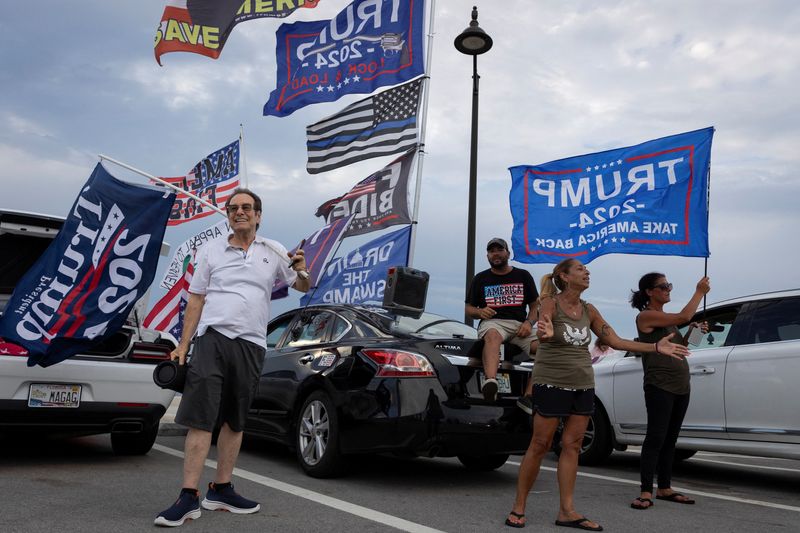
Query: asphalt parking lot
2 426 799 533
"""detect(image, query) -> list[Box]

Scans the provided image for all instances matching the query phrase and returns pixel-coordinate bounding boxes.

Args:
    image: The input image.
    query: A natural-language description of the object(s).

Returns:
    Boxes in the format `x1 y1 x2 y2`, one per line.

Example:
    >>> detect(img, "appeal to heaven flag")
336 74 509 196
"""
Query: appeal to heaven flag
0 164 175 367
158 140 240 226
154 0 320 65
508 127 714 264
143 254 194 340
315 149 413 237
301 224 411 306
263 0 425 117
306 78 422 174
158 220 229 291
271 215 353 300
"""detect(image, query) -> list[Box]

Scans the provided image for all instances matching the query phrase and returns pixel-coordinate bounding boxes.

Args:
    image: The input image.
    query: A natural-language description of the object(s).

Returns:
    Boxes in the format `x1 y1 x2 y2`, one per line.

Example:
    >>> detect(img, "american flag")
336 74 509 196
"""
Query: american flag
143 256 194 340
157 140 240 226
305 78 422 175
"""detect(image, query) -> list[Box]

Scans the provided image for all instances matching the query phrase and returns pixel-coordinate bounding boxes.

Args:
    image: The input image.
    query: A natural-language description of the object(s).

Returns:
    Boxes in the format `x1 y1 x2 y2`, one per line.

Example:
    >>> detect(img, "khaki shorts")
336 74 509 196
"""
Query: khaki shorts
477 319 538 358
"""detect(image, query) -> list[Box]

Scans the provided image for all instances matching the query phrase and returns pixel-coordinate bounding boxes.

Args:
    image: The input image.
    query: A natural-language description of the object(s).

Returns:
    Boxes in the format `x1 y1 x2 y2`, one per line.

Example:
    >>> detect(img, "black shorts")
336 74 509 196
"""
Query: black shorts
533 384 595 417
175 328 265 432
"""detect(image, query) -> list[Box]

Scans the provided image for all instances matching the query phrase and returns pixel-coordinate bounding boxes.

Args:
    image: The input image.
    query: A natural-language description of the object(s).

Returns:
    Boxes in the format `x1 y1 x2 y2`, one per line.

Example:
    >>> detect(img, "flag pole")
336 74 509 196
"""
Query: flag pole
298 214 357 307
99 154 309 279
406 0 437 267
99 154 225 216
240 123 249 188
703 162 712 315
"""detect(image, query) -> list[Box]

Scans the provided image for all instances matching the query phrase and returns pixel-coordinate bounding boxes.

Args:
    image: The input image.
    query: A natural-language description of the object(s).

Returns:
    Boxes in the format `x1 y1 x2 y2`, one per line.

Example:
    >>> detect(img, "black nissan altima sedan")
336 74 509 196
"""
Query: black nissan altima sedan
243 304 534 477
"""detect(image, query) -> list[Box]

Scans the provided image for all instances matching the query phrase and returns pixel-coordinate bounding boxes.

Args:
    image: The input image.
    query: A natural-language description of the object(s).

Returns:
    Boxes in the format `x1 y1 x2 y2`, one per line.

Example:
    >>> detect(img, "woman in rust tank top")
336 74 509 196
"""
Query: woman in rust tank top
505 259 690 530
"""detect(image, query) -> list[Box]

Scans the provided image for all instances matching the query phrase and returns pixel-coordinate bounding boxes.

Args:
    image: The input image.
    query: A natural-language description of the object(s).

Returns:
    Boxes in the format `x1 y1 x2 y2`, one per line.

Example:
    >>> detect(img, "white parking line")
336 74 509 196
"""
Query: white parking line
621 449 800 474
505 460 800 513
152 444 446 533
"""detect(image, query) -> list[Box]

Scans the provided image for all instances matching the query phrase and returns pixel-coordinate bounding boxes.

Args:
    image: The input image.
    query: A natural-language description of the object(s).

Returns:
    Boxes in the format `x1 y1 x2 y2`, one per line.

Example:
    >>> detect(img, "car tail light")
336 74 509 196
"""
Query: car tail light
129 342 172 363
360 349 435 377
0 339 28 357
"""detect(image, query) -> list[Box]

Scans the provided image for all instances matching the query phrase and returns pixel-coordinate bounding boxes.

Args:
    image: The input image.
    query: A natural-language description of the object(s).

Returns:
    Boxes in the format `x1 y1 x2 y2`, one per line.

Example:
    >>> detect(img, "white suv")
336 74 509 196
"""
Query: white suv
568 289 800 465
0 209 177 455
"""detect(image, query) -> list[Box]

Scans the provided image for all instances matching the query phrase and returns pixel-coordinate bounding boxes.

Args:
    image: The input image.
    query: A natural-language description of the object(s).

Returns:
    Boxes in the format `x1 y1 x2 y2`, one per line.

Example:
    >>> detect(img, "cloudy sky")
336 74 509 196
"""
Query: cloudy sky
2 0 799 338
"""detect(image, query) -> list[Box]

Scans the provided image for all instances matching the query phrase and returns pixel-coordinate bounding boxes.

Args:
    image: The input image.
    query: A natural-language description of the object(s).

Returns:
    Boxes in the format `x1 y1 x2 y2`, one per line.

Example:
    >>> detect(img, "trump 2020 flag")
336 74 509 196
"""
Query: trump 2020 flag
0 164 175 367
508 127 714 264
315 149 413 236
301 225 410 305
159 140 240 226
263 0 425 117
306 78 422 174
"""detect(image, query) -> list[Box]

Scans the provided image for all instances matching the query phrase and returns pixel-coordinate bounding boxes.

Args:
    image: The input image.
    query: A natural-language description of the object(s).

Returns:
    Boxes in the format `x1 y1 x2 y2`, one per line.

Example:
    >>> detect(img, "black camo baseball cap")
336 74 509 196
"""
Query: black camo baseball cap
486 237 508 251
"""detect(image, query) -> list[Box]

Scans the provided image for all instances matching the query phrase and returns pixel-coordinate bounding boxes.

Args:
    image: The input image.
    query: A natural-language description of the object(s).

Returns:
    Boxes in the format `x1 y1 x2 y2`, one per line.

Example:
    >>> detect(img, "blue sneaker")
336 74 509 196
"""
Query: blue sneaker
201 482 260 514
154 490 201 527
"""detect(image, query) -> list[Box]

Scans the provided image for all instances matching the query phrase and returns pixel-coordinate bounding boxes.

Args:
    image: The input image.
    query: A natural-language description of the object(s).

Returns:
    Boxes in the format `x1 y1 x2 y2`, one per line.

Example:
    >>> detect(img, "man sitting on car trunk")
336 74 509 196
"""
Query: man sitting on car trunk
155 189 310 527
465 238 539 405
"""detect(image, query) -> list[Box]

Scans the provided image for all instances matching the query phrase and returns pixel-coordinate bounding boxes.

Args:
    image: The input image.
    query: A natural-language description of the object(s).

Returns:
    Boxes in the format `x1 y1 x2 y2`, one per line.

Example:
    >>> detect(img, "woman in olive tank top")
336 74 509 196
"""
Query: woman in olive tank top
505 259 690 530
629 273 710 510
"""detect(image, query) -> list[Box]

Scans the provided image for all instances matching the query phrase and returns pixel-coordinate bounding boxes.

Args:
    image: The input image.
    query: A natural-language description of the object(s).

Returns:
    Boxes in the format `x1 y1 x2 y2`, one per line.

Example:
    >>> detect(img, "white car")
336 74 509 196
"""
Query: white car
565 289 800 465
0 209 177 455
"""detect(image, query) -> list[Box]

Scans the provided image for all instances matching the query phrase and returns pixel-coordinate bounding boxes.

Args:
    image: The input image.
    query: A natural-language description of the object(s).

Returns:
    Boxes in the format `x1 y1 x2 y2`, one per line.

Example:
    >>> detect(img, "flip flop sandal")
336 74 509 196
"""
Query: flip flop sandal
555 517 604 531
505 511 525 528
656 492 695 504
630 497 653 510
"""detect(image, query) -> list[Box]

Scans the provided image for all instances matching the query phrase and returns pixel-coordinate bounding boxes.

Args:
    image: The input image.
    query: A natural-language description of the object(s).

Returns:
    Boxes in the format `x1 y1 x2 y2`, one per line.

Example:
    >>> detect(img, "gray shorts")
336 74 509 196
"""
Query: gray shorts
175 328 265 432
477 318 538 358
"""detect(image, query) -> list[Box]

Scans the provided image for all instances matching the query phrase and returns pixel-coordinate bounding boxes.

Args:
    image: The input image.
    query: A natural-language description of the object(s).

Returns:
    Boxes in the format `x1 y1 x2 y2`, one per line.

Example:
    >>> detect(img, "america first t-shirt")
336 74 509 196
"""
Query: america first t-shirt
466 267 538 322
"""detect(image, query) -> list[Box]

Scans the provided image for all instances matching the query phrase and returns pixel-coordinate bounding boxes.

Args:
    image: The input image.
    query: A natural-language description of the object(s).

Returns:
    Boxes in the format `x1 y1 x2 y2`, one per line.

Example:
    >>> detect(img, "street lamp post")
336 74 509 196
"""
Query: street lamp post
455 6 493 324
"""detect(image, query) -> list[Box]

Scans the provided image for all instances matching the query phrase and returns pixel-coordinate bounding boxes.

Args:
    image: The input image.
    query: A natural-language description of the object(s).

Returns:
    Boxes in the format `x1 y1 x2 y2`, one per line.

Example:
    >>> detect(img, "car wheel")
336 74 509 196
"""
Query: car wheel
295 391 346 478
457 453 510 471
674 449 697 461
111 422 159 455
552 401 613 466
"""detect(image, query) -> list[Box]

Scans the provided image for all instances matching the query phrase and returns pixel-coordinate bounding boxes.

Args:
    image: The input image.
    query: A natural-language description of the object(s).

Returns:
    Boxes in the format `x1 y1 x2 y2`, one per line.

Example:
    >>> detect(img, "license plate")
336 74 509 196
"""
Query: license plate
479 372 512 394
28 383 82 408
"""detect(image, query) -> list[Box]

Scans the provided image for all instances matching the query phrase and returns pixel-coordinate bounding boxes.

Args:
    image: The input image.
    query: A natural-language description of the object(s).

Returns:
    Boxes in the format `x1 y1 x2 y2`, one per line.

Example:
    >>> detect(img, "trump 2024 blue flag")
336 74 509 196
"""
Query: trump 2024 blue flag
301 225 410 305
0 164 175 367
508 127 714 264
263 0 425 117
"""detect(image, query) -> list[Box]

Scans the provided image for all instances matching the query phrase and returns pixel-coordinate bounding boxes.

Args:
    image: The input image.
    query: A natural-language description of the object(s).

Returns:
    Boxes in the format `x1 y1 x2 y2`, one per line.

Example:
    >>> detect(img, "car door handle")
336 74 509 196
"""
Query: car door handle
299 354 314 364
690 366 715 375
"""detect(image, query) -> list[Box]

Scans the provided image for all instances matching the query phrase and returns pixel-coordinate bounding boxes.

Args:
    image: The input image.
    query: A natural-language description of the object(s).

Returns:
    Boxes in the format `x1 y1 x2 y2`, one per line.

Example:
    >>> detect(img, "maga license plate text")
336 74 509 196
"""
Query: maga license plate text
28 383 82 408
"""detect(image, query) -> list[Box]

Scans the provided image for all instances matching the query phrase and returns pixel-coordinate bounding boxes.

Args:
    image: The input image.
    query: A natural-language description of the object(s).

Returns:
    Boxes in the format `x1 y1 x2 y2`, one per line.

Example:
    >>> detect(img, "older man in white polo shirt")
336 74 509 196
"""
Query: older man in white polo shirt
156 188 309 527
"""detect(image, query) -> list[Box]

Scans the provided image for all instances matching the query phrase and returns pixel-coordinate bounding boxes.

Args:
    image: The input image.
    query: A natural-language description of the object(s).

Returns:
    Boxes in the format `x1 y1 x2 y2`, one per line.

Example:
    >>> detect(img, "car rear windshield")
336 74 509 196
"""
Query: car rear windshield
389 313 478 339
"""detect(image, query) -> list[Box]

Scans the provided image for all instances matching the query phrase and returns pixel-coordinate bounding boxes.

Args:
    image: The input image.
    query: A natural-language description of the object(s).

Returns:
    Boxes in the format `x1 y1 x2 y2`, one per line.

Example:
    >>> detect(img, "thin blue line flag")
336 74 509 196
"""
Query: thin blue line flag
508 127 714 264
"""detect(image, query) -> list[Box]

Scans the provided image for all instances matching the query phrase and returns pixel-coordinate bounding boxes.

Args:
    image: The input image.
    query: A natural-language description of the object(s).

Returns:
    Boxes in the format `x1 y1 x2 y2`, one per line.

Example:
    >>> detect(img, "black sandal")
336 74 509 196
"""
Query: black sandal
505 511 526 528
630 497 653 510
656 492 695 504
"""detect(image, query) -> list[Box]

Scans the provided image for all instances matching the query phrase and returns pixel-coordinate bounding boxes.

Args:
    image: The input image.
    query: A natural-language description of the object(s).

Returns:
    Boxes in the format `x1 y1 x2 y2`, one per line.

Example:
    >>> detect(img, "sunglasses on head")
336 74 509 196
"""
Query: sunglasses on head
653 282 673 291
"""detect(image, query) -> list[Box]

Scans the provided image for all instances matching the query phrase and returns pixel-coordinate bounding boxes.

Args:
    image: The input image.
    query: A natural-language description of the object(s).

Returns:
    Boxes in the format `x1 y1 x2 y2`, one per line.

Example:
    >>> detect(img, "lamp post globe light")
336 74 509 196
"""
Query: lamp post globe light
454 6 493 324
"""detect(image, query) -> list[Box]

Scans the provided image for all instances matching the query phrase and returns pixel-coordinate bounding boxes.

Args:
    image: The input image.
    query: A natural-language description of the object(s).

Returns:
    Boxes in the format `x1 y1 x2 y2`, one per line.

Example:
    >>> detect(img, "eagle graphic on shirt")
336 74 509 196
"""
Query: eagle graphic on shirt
562 325 590 346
